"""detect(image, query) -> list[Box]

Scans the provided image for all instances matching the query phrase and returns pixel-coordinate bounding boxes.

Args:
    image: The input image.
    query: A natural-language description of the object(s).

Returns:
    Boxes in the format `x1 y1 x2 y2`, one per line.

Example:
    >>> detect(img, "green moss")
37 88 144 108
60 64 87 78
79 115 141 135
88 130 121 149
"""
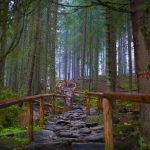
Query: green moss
88 115 103 125
0 136 29 150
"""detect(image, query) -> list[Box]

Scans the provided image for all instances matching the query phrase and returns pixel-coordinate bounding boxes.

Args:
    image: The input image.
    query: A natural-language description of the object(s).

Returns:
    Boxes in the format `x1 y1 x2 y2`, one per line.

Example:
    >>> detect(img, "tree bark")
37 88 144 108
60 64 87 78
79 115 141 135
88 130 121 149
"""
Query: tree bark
81 10 87 90
127 18 133 91
27 1 40 96
0 1 8 89
49 1 58 93
131 0 150 140
106 9 117 92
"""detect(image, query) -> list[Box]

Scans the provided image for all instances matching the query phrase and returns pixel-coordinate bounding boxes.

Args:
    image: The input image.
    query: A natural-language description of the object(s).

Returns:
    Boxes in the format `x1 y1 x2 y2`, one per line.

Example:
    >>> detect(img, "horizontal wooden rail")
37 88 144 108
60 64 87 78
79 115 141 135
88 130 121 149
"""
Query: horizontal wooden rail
87 92 150 103
0 93 67 109
73 91 86 95
86 91 150 150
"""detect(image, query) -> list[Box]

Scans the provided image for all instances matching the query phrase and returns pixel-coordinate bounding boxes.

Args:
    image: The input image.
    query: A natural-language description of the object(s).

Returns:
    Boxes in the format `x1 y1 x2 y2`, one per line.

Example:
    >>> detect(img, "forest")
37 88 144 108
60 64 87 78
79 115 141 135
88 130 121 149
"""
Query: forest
0 0 150 150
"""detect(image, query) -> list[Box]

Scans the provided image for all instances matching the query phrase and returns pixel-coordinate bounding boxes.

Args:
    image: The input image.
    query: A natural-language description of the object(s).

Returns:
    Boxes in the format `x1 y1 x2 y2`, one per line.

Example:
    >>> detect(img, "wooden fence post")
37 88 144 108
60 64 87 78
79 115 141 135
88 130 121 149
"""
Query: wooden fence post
97 96 102 112
86 95 90 115
40 96 44 128
103 98 114 150
52 95 55 114
28 102 33 141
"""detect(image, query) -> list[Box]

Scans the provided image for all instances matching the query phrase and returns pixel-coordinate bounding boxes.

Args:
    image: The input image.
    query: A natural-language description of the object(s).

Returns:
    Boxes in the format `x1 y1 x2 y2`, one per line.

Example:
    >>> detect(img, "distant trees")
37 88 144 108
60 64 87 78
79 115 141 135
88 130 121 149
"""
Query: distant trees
0 0 150 145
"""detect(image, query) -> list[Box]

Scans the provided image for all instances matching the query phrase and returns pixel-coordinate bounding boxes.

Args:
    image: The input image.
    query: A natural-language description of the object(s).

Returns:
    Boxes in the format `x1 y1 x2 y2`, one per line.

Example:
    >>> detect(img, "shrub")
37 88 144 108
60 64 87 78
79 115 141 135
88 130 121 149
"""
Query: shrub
0 88 22 130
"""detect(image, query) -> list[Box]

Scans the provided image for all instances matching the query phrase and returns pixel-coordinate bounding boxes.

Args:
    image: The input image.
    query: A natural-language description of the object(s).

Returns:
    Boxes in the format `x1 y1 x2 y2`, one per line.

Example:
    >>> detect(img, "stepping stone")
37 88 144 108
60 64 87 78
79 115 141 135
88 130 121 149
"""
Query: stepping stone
84 134 104 142
79 128 91 134
86 122 98 127
24 142 71 150
91 125 104 131
72 143 105 150
56 120 70 125
58 132 80 138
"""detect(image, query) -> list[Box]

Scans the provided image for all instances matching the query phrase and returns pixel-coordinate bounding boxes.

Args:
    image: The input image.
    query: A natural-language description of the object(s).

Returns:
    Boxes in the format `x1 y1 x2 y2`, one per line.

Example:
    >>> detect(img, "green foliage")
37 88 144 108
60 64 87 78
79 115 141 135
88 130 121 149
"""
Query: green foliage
0 87 18 100
0 134 29 150
90 97 98 108
88 115 103 125
0 88 21 130
0 127 26 134
138 135 148 150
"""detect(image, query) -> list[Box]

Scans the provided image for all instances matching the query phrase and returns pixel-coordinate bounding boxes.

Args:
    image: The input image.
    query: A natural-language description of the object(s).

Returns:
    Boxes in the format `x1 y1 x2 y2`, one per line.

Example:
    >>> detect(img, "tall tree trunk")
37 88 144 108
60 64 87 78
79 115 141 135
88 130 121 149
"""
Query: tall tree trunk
131 0 150 140
64 31 68 83
49 1 58 92
0 1 8 89
27 1 40 96
81 11 87 90
93 37 99 91
106 9 117 92
127 19 133 91
89 14 93 91
44 2 50 92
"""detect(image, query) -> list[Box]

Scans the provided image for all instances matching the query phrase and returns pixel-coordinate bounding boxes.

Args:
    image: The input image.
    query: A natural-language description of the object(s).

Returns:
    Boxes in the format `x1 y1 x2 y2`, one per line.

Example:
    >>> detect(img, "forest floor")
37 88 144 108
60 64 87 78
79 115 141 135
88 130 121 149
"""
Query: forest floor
24 104 105 150
0 79 142 150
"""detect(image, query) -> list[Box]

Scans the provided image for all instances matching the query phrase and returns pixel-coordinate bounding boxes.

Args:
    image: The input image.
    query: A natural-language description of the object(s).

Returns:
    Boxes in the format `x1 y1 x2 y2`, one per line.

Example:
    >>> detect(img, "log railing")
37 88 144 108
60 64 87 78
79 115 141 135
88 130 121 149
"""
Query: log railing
0 93 67 141
1 91 150 150
86 92 150 150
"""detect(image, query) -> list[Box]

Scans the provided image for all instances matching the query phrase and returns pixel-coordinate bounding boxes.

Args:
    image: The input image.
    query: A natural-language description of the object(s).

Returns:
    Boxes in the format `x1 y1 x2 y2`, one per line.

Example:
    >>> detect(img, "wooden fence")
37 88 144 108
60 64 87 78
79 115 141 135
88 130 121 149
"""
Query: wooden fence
86 92 150 150
0 93 67 141
0 91 150 150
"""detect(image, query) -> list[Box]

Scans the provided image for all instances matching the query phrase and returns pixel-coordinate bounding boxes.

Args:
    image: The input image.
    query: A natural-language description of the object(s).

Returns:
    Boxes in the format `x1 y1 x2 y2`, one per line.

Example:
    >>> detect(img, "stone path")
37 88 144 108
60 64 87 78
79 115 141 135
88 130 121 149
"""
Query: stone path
25 104 105 150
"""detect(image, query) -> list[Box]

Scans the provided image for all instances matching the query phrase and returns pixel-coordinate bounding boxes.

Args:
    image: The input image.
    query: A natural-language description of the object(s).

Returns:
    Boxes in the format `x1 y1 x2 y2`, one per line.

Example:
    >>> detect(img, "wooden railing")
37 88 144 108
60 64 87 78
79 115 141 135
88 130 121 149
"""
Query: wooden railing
0 93 67 141
1 91 150 150
86 92 150 150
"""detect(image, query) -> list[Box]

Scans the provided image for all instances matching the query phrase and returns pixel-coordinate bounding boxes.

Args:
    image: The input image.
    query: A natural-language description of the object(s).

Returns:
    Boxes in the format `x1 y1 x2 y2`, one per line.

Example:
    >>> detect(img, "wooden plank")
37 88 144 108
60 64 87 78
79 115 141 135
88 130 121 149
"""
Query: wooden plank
28 102 33 141
87 92 104 97
39 97 44 128
87 92 150 104
104 92 150 103
97 96 102 112
86 95 90 115
54 93 66 98
74 91 85 94
103 98 114 150
0 93 53 109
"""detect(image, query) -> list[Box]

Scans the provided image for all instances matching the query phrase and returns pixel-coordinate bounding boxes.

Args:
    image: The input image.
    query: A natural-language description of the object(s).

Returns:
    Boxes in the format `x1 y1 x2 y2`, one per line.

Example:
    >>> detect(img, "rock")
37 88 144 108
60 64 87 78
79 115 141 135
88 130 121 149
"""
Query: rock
53 126 69 131
58 132 80 138
56 120 70 125
33 130 55 143
35 130 54 136
86 122 98 128
71 122 85 128
72 143 105 150
84 134 104 142
24 142 71 150
79 128 91 134
91 125 104 131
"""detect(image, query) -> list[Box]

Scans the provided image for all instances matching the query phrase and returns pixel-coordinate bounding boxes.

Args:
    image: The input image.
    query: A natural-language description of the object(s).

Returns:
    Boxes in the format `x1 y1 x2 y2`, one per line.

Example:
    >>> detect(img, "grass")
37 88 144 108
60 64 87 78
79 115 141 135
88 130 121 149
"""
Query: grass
0 125 41 134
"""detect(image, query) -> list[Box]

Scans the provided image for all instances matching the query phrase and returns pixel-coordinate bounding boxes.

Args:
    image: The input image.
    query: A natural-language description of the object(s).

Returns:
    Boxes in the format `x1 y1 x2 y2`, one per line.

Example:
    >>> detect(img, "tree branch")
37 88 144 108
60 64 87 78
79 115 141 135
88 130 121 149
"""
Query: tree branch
0 17 24 62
